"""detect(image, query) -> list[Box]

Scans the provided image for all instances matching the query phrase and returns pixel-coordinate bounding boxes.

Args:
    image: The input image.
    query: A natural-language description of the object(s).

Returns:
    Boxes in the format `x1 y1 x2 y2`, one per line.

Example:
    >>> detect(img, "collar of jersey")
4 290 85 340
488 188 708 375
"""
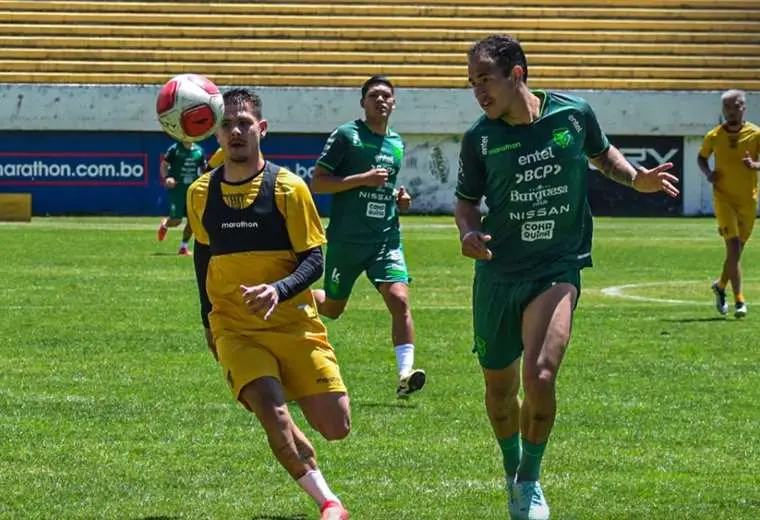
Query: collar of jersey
499 89 548 127
220 160 267 186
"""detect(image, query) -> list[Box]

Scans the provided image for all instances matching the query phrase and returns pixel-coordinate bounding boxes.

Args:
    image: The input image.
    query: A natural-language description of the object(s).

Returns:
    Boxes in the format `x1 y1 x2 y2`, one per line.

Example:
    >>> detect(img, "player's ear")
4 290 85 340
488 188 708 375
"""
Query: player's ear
258 119 268 137
511 65 525 83
360 96 366 110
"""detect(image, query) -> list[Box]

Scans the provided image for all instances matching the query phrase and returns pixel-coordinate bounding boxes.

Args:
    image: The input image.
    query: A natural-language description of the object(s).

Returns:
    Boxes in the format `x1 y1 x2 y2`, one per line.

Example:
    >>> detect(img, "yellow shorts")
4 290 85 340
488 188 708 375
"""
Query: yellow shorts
713 196 757 242
215 319 346 402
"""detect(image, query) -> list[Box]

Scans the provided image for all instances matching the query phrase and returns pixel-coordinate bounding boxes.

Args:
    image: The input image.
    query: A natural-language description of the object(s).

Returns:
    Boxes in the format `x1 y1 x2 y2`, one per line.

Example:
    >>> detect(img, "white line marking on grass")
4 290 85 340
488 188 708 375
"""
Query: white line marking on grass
601 281 707 305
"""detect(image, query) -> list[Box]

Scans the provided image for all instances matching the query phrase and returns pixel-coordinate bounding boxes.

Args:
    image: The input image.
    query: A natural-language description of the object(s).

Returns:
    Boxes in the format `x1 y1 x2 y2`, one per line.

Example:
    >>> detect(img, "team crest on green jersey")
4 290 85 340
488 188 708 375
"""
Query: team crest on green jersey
552 128 573 149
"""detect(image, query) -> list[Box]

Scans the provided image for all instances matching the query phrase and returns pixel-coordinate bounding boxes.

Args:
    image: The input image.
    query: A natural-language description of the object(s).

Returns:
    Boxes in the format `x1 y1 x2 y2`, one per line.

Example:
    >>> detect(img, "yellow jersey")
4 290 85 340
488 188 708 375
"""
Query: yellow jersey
187 162 326 332
207 147 224 171
699 122 760 202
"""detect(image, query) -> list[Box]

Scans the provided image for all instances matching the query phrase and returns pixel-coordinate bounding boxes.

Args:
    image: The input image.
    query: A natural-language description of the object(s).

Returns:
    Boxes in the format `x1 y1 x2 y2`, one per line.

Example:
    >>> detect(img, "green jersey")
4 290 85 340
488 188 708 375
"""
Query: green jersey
456 91 610 280
163 143 206 189
317 119 405 243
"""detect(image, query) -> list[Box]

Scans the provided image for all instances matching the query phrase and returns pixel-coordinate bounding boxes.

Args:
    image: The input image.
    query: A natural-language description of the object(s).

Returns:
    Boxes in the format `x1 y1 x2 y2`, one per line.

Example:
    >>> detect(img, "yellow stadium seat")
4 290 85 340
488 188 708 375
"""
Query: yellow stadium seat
0 0 757 90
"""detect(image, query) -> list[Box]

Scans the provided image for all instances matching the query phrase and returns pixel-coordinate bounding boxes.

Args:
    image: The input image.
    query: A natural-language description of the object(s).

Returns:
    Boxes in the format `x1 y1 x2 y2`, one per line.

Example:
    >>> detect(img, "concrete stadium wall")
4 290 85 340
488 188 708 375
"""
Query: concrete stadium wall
1 84 758 216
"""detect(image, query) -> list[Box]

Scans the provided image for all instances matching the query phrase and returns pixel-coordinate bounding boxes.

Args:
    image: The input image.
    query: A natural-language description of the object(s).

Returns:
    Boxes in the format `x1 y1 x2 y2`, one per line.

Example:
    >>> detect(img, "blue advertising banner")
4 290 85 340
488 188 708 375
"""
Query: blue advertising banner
0 131 331 216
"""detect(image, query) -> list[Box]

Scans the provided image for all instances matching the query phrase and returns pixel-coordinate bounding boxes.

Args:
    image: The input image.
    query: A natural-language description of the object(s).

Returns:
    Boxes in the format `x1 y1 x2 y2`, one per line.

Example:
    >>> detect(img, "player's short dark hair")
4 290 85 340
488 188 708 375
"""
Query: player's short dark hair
222 88 263 119
361 75 394 99
468 35 529 82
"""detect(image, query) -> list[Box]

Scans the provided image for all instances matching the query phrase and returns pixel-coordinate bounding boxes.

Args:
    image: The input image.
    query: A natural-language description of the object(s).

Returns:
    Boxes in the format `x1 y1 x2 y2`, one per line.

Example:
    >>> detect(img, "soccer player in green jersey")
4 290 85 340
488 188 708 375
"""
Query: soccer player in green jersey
157 140 207 255
455 35 679 520
310 76 426 399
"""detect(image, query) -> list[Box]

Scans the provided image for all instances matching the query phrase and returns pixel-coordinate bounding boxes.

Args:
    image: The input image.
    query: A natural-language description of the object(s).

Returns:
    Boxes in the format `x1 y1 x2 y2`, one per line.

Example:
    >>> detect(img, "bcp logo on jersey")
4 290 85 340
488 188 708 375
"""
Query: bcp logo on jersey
521 220 555 241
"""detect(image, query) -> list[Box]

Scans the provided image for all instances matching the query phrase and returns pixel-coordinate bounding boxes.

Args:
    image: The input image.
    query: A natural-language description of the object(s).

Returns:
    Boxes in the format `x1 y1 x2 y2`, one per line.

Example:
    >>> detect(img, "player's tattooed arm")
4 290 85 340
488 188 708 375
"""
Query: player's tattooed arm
589 146 638 188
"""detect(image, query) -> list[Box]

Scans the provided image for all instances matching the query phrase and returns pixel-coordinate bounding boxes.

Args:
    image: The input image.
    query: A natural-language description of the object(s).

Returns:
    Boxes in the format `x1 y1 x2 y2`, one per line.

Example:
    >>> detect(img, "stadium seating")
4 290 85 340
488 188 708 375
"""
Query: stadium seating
0 0 757 89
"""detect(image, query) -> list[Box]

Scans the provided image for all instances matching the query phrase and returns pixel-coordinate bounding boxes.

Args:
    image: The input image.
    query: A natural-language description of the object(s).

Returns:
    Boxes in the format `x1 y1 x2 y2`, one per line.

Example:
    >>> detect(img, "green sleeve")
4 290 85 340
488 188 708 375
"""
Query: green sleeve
164 144 176 163
455 131 486 201
582 101 611 158
317 127 348 172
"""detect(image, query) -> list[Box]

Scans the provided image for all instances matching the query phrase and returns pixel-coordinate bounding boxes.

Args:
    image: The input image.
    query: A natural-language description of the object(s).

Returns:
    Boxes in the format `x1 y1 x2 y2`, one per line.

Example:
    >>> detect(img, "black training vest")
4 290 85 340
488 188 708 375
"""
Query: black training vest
202 161 292 256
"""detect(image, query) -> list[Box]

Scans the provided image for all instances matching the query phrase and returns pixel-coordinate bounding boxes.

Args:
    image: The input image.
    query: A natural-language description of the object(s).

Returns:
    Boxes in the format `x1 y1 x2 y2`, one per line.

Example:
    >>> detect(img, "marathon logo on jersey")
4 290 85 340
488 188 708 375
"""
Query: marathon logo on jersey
568 114 583 134
521 220 555 241
374 153 394 164
220 220 260 230
488 142 521 156
518 147 555 166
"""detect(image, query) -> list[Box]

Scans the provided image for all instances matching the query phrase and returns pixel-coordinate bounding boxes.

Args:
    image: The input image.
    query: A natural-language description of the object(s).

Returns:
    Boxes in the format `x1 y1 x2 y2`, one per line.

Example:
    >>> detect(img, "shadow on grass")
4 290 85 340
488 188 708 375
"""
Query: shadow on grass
151 252 189 257
660 317 732 323
250 515 308 520
135 514 308 520
352 400 418 410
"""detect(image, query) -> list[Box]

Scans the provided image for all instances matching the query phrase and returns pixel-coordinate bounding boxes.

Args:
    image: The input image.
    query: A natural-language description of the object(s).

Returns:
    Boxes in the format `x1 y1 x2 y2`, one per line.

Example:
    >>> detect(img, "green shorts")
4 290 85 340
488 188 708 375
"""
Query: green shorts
323 239 409 300
167 190 187 220
472 268 582 370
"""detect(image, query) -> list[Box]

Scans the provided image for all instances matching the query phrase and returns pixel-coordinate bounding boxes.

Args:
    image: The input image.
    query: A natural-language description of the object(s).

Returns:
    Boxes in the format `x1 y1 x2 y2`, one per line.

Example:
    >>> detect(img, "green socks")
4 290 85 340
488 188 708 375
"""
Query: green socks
517 438 547 481
498 434 522 478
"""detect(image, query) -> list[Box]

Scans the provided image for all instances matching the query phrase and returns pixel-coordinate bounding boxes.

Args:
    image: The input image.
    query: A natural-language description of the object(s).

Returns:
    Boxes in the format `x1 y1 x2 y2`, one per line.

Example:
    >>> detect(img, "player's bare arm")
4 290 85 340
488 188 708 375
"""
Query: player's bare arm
590 146 680 197
310 164 388 193
454 198 492 261
697 154 716 182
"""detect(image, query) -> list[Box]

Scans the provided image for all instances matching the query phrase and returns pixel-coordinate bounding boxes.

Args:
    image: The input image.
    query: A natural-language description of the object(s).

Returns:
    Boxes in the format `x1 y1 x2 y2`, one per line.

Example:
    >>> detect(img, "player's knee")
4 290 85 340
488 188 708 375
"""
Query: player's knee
386 289 411 316
484 376 519 403
727 237 743 255
523 366 558 400
319 415 351 441
320 304 345 320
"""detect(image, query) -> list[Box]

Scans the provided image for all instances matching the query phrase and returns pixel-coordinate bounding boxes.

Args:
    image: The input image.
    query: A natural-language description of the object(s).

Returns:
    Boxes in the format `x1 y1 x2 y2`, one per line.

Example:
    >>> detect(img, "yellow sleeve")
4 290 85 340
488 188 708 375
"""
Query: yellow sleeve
187 174 211 245
207 147 224 171
698 129 715 159
276 171 326 253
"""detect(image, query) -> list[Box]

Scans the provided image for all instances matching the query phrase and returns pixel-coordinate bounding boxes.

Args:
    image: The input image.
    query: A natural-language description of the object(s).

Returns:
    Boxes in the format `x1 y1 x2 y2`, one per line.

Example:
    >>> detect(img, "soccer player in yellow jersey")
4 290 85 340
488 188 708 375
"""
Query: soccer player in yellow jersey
186 89 350 520
698 89 760 318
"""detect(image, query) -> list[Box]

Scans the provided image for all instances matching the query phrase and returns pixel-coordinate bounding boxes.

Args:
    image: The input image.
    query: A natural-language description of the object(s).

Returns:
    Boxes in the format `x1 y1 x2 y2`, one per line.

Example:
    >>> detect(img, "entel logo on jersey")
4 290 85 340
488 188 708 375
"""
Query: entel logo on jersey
481 135 489 156
521 220 555 241
518 147 555 166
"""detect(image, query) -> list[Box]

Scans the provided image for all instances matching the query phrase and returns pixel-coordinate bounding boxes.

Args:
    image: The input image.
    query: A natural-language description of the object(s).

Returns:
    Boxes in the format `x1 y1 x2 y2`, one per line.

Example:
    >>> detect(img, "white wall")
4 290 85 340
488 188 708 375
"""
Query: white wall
2 84 759 215
3 84 758 135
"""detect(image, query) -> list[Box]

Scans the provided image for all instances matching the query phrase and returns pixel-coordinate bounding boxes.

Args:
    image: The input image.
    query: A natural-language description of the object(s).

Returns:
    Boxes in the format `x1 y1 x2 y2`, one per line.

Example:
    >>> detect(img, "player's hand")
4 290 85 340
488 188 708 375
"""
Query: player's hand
396 185 412 211
460 231 493 261
362 168 389 187
632 162 679 198
164 177 176 189
240 284 279 320
743 151 759 170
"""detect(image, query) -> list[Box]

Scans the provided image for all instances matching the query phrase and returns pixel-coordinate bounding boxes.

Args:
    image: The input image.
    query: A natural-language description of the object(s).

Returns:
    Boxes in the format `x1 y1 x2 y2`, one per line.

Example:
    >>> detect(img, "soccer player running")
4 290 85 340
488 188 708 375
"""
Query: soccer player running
157 139 207 255
698 89 760 318
310 75 426 399
187 89 351 520
455 35 679 520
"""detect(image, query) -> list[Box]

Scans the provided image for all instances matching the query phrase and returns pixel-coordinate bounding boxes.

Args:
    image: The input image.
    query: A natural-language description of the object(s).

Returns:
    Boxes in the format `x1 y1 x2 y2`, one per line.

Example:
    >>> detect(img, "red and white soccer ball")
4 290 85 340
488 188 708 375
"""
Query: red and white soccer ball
156 73 224 143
